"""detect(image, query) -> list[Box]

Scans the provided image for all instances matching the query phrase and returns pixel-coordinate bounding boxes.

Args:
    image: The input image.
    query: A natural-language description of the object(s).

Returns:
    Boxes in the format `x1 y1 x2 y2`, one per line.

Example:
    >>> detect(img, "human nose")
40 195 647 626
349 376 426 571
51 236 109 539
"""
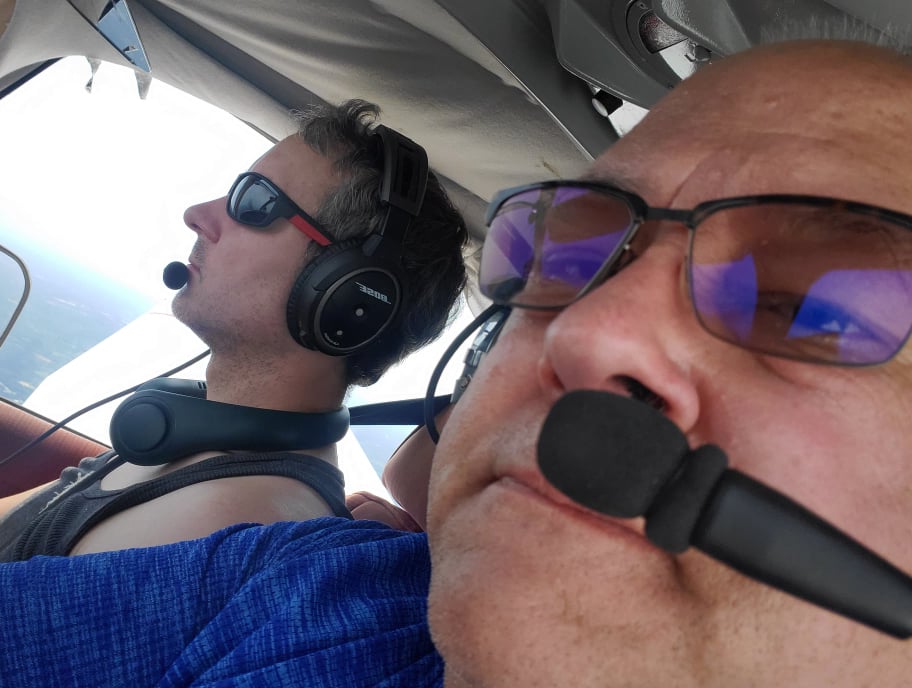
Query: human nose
182 197 225 243
536 231 702 434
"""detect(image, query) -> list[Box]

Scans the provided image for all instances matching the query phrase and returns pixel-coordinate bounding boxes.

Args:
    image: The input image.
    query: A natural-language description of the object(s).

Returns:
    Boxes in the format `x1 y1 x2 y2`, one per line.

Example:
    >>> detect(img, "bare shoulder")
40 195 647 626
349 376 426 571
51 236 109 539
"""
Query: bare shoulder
70 473 337 555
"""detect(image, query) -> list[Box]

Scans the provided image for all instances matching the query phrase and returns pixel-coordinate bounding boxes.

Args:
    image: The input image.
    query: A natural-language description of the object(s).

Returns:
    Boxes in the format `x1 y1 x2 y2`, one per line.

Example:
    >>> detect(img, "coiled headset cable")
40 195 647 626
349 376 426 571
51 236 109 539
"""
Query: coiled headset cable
423 304 510 443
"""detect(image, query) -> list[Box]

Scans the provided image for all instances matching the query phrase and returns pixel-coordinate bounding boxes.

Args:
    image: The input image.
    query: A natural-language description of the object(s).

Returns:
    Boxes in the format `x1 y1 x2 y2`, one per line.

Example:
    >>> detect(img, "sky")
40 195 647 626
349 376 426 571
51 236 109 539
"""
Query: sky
0 56 272 298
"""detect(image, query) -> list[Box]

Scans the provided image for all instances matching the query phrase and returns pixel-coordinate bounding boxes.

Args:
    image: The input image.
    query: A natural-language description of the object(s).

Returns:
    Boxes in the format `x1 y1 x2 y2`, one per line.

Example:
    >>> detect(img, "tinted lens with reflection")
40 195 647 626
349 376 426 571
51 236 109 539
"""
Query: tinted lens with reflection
480 185 636 307
689 203 912 365
227 173 282 227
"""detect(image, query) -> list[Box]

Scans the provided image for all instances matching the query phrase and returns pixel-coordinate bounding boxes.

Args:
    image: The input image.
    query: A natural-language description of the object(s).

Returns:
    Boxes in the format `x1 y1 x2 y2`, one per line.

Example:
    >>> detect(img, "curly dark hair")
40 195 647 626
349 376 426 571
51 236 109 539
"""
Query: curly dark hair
292 99 468 386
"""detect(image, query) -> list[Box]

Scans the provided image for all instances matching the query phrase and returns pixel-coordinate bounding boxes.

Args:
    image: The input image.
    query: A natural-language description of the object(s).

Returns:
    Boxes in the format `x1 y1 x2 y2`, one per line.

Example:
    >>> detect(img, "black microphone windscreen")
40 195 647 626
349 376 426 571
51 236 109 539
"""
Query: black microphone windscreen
163 262 189 290
537 391 689 518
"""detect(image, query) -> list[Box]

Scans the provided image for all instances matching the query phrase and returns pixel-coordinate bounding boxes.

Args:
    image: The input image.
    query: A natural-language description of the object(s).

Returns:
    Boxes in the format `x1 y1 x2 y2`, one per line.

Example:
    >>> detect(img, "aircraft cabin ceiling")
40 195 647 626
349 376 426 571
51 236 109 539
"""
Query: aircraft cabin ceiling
1 0 909 247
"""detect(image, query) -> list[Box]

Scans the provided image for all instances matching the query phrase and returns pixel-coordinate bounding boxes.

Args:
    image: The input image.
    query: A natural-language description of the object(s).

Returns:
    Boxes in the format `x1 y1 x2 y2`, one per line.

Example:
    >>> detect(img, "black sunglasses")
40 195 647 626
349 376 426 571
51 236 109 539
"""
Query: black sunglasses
480 180 912 367
226 171 335 246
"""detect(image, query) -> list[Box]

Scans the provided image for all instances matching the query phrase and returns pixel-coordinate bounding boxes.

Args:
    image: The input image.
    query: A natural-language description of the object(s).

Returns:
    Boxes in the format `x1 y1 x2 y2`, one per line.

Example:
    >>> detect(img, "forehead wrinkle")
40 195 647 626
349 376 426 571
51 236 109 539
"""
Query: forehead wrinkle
581 152 694 208
583 42 912 221
685 132 912 213
585 150 703 213
592 115 912 217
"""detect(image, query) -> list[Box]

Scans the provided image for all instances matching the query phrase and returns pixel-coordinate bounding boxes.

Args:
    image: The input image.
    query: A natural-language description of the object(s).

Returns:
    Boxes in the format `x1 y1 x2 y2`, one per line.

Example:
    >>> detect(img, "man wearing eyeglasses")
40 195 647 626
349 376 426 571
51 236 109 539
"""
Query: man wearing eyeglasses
0 36 910 688
0 99 467 558
427 37 912 687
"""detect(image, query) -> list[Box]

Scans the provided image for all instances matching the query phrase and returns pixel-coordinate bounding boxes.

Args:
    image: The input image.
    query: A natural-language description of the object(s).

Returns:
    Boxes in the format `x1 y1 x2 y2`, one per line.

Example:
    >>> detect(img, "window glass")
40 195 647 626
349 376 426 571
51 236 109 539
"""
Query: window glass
0 56 268 410
0 56 474 497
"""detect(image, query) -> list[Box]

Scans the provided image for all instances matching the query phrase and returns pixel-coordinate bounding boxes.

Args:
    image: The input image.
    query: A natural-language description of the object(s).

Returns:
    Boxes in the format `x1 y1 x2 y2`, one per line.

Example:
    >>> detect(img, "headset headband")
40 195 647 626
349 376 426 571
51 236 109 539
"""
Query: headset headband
363 124 429 255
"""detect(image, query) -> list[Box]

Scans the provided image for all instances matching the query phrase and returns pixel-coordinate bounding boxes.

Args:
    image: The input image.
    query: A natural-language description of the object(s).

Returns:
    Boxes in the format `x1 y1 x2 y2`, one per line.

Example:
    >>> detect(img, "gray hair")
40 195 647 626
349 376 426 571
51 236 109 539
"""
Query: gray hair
759 14 912 56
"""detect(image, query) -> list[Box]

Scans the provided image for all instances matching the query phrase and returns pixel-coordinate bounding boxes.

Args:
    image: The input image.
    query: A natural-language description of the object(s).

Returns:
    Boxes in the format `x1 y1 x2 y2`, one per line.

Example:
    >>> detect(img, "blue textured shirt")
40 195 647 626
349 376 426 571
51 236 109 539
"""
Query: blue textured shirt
0 518 443 687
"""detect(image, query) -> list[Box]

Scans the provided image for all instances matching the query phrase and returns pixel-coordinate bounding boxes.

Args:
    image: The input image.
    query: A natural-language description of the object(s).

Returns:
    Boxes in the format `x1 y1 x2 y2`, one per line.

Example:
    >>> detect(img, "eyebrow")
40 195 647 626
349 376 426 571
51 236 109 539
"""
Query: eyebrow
579 169 642 196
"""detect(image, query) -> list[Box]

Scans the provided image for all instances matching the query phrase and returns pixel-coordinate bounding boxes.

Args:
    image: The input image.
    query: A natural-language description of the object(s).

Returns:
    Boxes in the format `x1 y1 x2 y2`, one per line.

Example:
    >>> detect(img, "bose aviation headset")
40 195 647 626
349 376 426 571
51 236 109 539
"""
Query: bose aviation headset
285 125 429 356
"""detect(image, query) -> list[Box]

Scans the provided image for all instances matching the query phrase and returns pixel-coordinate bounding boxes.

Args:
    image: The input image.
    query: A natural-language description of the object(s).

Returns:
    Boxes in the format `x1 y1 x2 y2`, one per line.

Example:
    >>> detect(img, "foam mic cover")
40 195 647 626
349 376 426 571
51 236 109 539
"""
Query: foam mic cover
537 390 912 638
163 261 190 289
538 390 689 517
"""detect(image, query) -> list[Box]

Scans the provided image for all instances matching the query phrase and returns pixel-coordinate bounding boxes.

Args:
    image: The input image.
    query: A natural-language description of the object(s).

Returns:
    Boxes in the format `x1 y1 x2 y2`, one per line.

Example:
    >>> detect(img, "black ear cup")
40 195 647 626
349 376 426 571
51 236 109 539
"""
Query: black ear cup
286 126 427 356
286 240 403 356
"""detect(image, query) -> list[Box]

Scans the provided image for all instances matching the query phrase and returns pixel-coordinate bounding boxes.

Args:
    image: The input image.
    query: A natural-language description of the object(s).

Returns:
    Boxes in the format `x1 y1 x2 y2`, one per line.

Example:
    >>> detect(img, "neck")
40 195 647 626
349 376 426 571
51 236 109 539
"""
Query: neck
203 347 347 413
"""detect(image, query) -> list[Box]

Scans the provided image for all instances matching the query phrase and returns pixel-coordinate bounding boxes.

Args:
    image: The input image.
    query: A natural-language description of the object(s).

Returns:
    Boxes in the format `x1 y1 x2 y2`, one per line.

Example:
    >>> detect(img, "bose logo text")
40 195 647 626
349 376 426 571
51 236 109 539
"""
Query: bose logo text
357 282 391 304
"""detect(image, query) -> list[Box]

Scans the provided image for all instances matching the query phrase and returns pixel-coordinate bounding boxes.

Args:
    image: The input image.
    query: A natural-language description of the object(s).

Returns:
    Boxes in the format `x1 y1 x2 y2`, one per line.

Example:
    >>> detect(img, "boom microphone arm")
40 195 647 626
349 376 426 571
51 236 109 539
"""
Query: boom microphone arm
537 390 912 638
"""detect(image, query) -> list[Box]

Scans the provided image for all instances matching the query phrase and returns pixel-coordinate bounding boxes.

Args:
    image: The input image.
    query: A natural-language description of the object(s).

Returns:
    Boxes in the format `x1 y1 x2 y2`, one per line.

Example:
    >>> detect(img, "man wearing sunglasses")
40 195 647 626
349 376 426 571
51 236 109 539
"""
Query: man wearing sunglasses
0 99 467 559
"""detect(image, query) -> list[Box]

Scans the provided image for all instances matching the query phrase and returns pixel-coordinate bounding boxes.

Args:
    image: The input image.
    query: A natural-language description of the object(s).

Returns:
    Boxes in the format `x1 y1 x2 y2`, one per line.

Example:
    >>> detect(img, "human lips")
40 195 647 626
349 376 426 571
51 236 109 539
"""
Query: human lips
177 261 196 284
491 467 649 542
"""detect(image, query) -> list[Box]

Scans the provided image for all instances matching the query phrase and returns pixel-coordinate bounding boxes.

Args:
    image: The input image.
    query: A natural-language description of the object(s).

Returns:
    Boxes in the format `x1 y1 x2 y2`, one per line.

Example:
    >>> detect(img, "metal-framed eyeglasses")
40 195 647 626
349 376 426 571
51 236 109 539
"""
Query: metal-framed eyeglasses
479 180 912 366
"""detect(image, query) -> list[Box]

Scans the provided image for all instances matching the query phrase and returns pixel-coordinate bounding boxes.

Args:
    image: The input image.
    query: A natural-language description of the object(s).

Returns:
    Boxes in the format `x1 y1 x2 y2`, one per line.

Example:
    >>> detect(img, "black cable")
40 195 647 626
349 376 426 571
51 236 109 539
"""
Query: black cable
423 304 507 444
349 395 452 425
0 349 211 468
